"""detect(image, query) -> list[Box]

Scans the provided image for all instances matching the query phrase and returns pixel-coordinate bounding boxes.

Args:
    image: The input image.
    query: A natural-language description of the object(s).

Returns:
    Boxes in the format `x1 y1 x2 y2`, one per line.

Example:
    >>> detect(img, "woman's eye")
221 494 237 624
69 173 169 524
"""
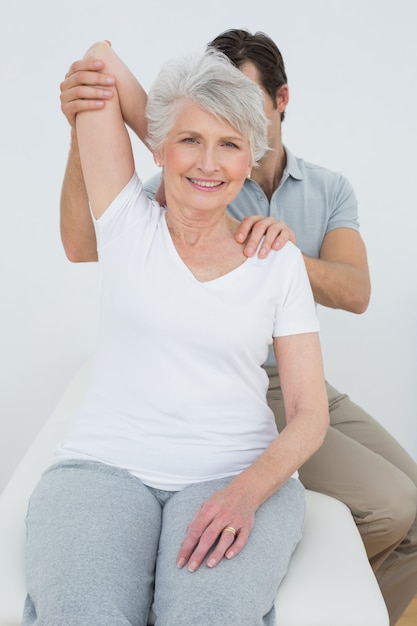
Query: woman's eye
183 137 197 144
223 141 238 148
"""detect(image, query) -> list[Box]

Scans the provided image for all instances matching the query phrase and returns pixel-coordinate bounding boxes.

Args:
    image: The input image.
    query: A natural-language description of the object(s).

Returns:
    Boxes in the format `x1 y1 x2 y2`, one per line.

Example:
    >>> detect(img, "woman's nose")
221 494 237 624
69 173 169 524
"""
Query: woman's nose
197 146 218 173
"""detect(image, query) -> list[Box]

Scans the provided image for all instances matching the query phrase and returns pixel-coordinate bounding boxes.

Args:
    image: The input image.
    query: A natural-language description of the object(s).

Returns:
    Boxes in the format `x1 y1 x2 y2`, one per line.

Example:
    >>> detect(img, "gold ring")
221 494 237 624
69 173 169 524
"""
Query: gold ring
223 526 237 537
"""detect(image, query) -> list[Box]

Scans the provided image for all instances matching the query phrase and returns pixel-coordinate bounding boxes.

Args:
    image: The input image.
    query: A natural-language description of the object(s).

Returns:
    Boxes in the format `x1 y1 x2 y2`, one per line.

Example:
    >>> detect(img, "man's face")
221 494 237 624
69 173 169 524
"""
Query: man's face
239 61 287 148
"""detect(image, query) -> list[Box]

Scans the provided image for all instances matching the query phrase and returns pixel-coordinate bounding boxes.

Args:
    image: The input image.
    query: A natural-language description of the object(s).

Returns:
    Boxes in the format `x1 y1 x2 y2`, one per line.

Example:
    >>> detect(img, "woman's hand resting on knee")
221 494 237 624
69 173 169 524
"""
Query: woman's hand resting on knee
176 483 256 572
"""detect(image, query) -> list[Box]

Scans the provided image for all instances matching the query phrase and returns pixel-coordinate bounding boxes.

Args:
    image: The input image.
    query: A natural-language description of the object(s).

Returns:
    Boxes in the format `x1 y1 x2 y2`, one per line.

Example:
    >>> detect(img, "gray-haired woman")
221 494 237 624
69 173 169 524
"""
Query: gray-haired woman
23 41 329 626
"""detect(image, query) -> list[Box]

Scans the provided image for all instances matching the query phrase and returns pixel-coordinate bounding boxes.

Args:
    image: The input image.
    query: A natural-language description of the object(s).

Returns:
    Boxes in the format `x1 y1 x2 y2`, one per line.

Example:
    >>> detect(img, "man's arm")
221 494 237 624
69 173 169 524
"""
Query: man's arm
303 228 371 313
60 130 98 262
234 221 370 313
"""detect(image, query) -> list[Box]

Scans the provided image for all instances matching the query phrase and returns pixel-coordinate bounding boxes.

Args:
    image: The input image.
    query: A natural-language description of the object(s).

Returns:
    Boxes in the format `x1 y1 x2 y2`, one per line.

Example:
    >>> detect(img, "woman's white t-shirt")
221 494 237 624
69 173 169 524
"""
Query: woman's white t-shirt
54 173 319 490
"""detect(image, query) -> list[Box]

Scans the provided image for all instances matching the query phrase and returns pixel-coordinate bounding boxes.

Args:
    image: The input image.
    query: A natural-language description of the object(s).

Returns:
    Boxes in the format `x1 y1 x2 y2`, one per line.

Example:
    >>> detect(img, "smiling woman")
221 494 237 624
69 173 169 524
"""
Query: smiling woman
160 102 254 278
22 41 329 626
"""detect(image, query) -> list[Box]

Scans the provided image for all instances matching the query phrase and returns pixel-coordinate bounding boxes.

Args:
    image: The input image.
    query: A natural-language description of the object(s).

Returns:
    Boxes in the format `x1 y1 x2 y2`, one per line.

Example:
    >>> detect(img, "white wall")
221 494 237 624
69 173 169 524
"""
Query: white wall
1 0 416 493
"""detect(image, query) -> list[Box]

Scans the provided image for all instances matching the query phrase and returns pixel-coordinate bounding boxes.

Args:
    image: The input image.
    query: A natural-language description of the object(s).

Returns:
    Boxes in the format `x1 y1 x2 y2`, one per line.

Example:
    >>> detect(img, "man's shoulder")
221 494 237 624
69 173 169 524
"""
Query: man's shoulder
282 150 356 206
288 150 349 186
144 172 162 198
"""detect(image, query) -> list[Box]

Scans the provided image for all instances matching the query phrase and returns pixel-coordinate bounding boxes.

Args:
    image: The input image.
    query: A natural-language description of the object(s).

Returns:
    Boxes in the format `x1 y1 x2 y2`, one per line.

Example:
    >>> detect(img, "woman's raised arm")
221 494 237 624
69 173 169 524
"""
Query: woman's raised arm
75 41 147 219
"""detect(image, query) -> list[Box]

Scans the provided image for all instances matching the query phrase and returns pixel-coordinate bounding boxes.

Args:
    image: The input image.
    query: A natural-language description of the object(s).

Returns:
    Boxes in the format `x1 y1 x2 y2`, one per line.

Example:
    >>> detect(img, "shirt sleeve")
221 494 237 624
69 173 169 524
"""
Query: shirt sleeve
273 245 320 337
93 172 161 252
325 173 360 234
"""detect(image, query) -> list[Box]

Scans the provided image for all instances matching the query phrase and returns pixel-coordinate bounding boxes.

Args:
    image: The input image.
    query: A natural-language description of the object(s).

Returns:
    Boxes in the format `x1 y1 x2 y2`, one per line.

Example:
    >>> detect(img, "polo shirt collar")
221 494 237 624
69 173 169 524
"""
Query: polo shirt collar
283 146 303 181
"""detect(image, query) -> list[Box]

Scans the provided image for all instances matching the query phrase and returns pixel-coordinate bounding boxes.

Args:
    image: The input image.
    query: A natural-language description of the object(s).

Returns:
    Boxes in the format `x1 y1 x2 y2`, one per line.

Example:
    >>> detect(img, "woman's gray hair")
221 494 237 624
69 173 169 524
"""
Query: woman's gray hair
145 50 270 166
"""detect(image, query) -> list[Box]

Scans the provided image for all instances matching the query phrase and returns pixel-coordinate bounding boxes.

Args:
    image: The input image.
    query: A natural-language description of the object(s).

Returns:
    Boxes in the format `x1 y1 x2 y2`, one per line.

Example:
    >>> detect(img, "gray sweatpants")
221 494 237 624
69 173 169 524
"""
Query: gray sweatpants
23 460 304 626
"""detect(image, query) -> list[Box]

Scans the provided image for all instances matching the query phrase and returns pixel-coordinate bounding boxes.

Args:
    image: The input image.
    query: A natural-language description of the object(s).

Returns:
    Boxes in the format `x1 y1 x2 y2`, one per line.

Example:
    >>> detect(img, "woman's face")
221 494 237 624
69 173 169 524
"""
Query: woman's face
156 101 252 215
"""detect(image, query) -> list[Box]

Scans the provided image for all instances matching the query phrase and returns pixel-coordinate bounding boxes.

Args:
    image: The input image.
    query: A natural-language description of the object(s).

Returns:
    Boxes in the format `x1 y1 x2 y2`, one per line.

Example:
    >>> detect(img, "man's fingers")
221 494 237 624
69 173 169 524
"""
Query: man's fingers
241 217 277 257
64 57 105 80
61 71 115 93
235 215 264 243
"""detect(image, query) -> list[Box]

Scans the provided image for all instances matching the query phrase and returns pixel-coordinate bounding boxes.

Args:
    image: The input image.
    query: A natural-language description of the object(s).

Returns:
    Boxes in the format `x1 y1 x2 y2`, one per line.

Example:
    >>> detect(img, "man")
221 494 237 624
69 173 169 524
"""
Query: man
59 29 417 624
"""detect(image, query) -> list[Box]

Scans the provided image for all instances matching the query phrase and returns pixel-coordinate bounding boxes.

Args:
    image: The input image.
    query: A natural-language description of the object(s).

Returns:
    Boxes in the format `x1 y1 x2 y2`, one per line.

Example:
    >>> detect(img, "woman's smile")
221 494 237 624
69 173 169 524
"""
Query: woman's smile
187 177 224 190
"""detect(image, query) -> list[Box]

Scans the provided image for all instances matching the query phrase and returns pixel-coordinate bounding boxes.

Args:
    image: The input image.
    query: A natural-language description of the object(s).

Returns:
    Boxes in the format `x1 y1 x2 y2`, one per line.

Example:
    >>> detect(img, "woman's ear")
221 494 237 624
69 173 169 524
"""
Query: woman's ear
153 152 164 168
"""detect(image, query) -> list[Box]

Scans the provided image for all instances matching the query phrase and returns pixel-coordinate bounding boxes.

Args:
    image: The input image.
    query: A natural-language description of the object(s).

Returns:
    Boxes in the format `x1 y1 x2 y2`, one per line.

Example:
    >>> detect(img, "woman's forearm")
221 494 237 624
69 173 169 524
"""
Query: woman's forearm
230 408 328 510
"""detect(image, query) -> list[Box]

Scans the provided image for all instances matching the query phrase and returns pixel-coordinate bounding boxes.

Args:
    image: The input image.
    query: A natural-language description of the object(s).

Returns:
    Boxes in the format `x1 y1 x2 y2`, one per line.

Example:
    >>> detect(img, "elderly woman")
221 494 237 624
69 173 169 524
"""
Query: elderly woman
23 41 329 626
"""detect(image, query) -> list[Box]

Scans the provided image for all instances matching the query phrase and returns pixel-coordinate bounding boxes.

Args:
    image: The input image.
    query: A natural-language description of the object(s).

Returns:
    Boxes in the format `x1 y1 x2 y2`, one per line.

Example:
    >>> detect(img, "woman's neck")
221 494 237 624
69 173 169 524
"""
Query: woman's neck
165 207 238 247
164 210 246 283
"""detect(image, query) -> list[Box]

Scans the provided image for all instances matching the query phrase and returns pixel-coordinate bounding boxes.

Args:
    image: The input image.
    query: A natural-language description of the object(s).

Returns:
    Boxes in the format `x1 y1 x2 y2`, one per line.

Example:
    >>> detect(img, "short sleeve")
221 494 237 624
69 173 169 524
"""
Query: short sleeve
93 172 162 252
325 173 360 234
273 246 319 337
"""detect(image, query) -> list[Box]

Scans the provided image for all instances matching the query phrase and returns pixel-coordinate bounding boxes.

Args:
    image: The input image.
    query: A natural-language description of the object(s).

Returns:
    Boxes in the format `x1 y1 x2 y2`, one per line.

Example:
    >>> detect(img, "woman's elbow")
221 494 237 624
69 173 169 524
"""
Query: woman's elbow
61 237 98 263
318 411 330 446
312 399 330 448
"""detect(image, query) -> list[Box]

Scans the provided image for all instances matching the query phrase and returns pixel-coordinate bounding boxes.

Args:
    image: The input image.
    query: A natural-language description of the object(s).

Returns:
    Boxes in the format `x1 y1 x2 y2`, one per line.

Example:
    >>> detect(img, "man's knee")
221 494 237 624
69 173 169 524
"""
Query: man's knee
378 478 416 542
357 477 417 553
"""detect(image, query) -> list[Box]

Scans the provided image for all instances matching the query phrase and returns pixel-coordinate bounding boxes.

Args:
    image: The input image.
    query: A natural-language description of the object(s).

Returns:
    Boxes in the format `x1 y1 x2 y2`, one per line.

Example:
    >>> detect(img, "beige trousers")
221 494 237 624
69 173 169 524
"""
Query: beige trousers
265 366 417 626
